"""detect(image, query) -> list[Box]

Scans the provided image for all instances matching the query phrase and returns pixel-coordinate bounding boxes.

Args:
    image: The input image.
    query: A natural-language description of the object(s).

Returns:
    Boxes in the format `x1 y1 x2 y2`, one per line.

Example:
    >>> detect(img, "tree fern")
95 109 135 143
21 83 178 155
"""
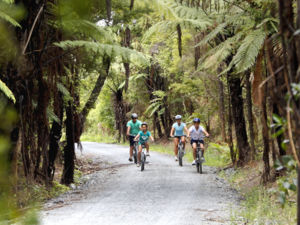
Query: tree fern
195 22 227 47
0 0 23 27
55 40 149 65
229 28 267 74
0 79 15 103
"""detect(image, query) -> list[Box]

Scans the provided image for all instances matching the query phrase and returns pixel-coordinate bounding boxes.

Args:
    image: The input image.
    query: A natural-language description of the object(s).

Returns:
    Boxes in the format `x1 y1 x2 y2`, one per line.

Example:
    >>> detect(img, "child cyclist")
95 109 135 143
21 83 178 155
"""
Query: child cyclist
189 118 210 165
134 122 154 167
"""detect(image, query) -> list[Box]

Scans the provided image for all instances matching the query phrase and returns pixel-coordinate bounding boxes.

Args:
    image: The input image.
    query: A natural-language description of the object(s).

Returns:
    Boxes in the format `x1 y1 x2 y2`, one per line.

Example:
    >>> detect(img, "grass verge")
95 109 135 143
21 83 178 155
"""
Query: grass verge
219 162 297 224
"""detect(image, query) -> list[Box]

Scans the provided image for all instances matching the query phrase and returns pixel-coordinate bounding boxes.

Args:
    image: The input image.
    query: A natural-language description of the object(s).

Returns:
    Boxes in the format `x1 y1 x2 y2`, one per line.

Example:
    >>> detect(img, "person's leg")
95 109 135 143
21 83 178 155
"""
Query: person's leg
192 142 197 160
137 145 142 163
181 136 186 150
146 142 150 155
174 138 179 156
200 142 205 159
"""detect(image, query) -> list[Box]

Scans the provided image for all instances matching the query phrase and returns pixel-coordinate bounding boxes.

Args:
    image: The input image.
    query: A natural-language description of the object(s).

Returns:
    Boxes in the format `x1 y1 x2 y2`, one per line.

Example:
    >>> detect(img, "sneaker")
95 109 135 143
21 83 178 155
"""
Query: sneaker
129 157 133 162
201 157 205 163
175 156 178 161
137 163 140 167
192 160 196 165
146 152 150 156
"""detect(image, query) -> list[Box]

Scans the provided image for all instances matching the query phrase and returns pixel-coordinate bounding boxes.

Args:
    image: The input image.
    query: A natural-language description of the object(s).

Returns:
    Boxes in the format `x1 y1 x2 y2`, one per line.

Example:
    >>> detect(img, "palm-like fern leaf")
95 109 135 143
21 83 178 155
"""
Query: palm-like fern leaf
0 79 16 103
229 29 267 73
55 40 149 65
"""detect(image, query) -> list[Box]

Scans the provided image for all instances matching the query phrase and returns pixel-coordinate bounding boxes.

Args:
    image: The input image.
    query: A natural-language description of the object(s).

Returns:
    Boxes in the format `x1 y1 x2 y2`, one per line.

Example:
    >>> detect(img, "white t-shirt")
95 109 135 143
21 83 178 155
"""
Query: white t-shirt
189 125 205 140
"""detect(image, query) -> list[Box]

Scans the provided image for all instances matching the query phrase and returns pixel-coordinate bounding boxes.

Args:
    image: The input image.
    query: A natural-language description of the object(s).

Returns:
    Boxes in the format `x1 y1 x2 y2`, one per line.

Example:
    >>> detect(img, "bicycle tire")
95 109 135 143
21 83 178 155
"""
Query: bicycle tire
179 151 183 166
141 152 145 171
199 150 203 174
133 153 137 164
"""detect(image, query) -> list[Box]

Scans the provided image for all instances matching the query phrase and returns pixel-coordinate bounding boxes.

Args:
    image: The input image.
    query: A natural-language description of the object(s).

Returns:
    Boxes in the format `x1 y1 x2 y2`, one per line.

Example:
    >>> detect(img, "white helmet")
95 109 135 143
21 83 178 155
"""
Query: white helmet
175 115 182 120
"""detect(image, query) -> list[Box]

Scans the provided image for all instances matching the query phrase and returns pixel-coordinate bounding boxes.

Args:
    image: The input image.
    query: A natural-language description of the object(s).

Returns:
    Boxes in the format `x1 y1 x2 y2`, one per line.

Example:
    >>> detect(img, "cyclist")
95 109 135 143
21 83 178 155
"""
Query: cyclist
134 122 154 167
189 118 210 165
126 113 142 162
170 115 189 161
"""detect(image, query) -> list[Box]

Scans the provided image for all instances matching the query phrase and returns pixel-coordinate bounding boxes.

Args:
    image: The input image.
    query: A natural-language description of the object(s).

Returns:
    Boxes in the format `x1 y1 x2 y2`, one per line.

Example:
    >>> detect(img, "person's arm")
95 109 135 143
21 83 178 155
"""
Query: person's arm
126 126 131 136
170 127 175 137
134 133 140 141
203 128 210 137
184 126 190 137
150 135 154 142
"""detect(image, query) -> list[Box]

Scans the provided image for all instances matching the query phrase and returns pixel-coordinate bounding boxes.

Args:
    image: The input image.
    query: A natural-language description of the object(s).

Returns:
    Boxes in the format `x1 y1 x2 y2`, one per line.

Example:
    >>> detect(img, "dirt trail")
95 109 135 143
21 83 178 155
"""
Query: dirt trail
41 142 239 225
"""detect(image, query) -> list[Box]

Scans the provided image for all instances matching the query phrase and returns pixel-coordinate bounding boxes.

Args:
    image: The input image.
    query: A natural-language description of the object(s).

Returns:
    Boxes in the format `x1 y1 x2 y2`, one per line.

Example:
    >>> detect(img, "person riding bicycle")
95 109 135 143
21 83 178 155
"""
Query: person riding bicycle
189 118 210 165
126 113 142 162
134 122 154 167
170 115 189 161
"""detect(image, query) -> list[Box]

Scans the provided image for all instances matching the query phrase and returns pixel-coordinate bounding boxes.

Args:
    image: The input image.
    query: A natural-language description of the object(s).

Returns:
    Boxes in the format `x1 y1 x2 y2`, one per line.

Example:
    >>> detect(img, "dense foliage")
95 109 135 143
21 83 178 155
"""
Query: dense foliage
1 0 300 223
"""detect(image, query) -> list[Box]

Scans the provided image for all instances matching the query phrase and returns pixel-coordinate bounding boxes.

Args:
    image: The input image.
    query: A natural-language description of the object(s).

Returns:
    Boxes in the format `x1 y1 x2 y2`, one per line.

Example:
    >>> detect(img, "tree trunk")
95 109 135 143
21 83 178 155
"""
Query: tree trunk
226 79 235 165
228 74 250 166
245 71 256 159
80 63 109 129
61 101 75 185
218 78 226 142
106 0 112 24
48 92 63 180
176 24 182 58
261 82 270 183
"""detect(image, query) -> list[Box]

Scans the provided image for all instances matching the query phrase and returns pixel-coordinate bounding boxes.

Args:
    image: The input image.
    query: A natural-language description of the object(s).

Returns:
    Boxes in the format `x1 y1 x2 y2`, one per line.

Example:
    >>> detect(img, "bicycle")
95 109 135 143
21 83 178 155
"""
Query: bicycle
140 143 147 171
130 135 138 164
172 135 186 167
195 136 208 174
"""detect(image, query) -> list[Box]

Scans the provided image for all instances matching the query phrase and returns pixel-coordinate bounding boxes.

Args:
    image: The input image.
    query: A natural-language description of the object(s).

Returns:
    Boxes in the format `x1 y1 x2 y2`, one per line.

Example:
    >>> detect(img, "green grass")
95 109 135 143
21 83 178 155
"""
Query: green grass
150 141 231 168
230 187 296 225
80 133 116 143
219 167 297 224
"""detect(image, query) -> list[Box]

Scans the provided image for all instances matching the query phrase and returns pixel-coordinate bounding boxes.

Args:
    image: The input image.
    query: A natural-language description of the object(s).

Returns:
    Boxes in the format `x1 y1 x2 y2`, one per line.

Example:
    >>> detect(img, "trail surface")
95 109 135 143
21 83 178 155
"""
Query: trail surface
41 142 238 225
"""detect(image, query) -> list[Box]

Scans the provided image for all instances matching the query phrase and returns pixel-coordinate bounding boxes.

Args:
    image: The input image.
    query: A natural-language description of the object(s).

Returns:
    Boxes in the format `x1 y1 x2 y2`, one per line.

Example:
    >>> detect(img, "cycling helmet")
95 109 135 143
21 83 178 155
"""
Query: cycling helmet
131 113 138 119
193 118 200 123
141 122 148 127
175 115 182 120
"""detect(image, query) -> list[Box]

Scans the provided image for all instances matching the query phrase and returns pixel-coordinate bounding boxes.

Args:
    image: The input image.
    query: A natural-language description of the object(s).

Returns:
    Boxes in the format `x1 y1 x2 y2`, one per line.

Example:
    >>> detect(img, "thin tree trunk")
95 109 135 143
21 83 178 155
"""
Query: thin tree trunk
177 24 182 58
227 79 235 165
245 71 256 159
61 101 75 185
218 78 226 142
106 0 112 24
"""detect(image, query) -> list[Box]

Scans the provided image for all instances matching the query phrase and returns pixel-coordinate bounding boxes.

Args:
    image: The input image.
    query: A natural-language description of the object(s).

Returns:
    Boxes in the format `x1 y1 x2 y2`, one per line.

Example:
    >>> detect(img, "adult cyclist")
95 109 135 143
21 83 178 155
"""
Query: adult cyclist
126 113 142 162
170 115 189 161
189 118 210 165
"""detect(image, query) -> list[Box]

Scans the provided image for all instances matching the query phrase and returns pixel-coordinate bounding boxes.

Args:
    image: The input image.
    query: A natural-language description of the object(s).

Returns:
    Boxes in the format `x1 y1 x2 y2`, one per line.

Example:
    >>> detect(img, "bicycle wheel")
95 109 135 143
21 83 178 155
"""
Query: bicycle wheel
141 152 145 171
133 148 137 164
199 150 203 174
178 149 183 166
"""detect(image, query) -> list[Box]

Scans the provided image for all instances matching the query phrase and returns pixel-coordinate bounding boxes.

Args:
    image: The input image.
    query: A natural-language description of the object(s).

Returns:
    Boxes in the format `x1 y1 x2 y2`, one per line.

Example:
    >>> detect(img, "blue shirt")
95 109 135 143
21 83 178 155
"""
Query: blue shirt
138 131 151 144
172 122 186 136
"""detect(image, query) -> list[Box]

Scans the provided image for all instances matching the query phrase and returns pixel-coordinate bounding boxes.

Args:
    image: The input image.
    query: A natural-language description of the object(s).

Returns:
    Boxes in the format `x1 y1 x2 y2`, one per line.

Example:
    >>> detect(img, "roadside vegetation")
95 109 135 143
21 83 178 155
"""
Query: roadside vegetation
1 0 300 224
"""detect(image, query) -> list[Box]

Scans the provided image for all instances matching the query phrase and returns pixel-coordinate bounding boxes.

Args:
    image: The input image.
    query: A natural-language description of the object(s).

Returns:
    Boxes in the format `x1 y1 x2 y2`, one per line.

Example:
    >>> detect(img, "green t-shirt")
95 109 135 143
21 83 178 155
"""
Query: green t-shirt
138 131 151 144
127 120 142 135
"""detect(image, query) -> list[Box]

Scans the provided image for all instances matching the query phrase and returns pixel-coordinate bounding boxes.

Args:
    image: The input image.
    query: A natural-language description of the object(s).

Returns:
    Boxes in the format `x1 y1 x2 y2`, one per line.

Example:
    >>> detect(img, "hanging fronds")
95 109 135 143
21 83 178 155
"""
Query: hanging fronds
0 79 15 103
55 40 150 65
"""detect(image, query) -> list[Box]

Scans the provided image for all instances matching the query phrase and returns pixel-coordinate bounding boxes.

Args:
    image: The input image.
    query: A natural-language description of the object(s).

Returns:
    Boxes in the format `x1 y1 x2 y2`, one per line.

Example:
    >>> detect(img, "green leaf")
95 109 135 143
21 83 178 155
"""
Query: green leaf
0 79 16 103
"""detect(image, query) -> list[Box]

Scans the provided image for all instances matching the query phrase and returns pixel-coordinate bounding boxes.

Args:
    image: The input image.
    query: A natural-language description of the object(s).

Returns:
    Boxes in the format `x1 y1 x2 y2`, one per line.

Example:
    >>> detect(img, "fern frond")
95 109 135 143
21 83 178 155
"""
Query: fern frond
195 22 227 47
55 40 150 65
231 28 267 73
0 79 16 103
0 1 23 27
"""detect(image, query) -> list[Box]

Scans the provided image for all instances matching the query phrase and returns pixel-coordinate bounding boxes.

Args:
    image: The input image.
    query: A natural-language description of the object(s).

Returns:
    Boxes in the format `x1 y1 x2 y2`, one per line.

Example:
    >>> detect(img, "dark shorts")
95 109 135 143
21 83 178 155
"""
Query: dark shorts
191 139 204 145
129 136 136 147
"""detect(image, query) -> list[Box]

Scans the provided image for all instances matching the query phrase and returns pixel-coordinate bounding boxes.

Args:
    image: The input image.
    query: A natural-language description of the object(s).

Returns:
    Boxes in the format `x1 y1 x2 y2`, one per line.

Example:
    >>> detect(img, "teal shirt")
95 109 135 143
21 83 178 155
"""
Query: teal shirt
127 120 142 135
138 131 151 144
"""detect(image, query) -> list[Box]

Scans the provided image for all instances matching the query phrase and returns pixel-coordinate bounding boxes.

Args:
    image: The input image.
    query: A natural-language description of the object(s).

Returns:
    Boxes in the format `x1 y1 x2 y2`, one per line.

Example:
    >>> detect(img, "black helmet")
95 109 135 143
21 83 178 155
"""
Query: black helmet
131 113 138 119
141 122 148 127
193 118 200 123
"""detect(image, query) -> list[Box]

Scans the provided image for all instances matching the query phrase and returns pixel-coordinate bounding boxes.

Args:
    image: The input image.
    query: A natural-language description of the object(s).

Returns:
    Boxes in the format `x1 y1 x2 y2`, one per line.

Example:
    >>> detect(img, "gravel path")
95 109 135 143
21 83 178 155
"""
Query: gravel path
41 142 238 225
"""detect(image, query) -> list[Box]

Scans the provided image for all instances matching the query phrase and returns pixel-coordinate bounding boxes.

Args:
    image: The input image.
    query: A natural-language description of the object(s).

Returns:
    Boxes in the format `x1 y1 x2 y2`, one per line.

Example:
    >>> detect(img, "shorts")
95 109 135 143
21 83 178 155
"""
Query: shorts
190 139 204 145
129 136 136 147
138 141 148 146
